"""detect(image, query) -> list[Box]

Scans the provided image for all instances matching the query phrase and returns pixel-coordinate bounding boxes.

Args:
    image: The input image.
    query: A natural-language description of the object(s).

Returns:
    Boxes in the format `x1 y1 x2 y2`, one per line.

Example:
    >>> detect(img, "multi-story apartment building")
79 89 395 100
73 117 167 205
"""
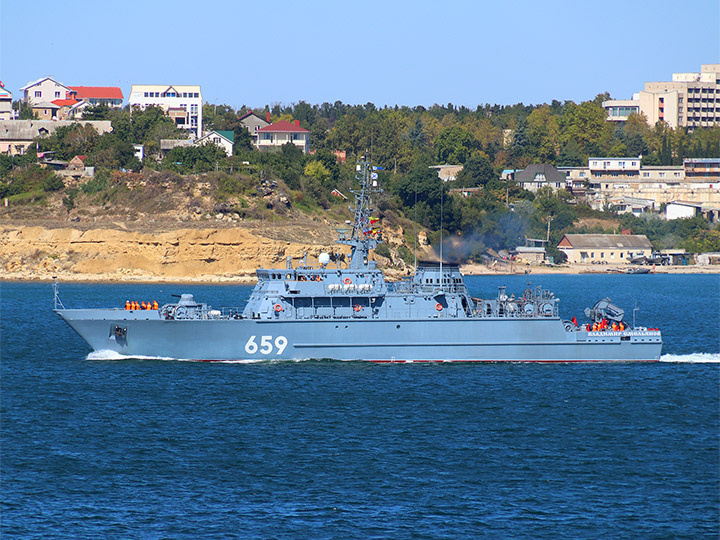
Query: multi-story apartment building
128 85 202 137
519 157 719 215
582 157 719 212
603 64 720 130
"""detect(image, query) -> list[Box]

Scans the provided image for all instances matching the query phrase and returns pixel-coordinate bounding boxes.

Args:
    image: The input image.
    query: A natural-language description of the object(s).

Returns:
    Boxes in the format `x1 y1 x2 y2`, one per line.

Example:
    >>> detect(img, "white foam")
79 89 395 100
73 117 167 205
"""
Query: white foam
85 350 312 364
660 352 720 363
86 349 180 361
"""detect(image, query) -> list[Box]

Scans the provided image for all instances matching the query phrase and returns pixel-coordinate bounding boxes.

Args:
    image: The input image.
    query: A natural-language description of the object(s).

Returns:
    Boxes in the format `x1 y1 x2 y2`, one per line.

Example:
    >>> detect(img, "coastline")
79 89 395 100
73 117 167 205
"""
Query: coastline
2 263 717 285
2 222 718 284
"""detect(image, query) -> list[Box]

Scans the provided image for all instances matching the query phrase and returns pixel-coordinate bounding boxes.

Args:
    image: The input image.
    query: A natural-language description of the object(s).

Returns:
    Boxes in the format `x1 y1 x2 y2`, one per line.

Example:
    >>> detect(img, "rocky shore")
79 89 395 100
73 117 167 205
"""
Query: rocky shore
1 224 717 283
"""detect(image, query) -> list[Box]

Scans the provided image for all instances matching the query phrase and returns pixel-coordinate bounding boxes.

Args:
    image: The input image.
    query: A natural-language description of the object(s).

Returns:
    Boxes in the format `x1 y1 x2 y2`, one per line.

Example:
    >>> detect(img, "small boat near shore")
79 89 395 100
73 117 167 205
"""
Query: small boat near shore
626 267 652 275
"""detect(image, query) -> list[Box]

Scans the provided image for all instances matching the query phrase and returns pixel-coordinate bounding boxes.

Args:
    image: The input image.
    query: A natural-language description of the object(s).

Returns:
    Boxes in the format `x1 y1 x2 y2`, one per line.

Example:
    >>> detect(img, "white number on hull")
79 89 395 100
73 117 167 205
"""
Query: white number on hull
244 335 288 355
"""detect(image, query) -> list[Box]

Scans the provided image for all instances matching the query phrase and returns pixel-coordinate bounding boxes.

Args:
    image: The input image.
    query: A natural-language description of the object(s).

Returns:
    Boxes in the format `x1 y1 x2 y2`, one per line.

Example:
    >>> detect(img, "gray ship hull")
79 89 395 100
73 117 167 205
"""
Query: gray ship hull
57 309 663 362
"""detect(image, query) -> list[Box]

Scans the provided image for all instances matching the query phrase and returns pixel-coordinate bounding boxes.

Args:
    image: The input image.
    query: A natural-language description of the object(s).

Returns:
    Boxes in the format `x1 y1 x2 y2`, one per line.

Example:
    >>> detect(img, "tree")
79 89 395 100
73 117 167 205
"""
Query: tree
304 160 331 184
455 152 495 187
434 126 476 164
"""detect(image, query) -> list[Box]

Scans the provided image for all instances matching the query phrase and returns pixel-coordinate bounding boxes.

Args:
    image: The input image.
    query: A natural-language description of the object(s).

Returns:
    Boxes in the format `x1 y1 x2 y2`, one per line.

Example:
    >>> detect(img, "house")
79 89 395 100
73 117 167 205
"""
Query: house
514 246 546 263
68 86 123 108
256 120 309 153
20 77 72 105
666 201 702 220
665 201 720 222
196 130 234 157
514 164 567 192
160 139 193 156
67 155 87 171
606 196 656 216
129 84 203 137
0 120 113 155
557 234 653 264
696 252 720 265
31 102 61 120
239 111 270 143
430 164 463 182
0 83 12 120
51 99 80 120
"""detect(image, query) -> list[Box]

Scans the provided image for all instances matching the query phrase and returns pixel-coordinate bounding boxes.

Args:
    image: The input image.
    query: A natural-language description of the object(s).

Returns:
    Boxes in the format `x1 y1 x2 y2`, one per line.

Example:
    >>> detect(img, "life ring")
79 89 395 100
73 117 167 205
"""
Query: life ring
343 277 352 285
353 304 362 312
274 304 283 312
435 303 443 311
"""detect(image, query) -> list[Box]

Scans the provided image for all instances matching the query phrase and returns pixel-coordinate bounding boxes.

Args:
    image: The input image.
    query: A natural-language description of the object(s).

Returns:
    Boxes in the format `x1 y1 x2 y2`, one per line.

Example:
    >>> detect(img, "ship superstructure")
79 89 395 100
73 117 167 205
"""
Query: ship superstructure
55 159 662 362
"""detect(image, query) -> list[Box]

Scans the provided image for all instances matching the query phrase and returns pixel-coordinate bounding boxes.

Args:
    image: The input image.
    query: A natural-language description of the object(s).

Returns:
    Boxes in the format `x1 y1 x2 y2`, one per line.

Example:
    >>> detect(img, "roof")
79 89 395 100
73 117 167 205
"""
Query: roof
20 76 70 91
0 120 113 140
239 111 269 122
667 201 703 208
558 234 653 250
257 120 309 133
52 99 79 107
32 102 60 109
69 86 124 100
515 163 566 183
216 130 235 143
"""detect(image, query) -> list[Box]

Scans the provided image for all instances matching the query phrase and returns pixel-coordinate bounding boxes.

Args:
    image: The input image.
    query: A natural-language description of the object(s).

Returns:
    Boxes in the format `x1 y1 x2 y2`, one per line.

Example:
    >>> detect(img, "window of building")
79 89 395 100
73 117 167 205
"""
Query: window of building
674 172 681 177
34 91 41 97
659 172 665 178
54 91 60 98
620 252 624 258
579 172 585 178
601 252 605 258
631 161 637 166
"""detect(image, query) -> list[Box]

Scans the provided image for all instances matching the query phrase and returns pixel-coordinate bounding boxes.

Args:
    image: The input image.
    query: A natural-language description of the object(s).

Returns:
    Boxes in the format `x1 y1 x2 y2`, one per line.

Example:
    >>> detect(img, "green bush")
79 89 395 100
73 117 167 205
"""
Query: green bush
41 175 65 192
8 190 46 205
374 243 391 258
398 245 414 266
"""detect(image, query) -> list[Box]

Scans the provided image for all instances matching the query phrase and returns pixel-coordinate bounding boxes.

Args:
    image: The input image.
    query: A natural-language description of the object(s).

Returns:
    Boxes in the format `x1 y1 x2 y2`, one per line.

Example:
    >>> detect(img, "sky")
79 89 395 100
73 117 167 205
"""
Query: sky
1 0 718 110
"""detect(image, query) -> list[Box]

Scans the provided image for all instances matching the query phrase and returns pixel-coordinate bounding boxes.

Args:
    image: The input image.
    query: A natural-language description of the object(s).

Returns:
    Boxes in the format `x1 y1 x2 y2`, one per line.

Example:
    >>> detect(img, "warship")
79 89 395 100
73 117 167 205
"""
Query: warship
55 159 663 362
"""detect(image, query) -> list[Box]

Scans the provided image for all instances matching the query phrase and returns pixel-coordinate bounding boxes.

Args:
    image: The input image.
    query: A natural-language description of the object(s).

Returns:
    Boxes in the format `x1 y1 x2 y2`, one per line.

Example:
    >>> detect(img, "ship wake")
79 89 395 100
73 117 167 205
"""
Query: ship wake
660 352 720 363
86 350 315 364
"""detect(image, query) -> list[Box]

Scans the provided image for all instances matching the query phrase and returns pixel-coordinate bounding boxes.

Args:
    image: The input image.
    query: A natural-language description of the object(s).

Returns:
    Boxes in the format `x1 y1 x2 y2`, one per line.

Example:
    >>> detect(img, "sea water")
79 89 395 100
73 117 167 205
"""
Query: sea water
1 274 718 538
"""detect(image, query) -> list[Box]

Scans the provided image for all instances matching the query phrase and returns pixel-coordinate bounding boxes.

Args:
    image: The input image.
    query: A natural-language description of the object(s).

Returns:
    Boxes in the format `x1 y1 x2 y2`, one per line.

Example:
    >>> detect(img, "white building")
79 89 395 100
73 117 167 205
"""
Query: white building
20 77 72 105
196 130 234 157
0 83 12 120
256 120 309 153
128 84 203 137
603 64 720 130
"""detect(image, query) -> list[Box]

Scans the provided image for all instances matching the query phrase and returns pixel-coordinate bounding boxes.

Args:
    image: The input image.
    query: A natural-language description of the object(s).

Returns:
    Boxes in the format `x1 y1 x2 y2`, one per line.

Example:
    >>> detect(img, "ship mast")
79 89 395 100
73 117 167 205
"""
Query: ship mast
337 157 383 269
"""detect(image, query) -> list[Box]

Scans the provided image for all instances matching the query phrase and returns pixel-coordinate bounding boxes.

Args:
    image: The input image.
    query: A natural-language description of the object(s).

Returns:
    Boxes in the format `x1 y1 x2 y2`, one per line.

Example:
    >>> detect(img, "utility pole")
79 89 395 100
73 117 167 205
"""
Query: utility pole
546 216 554 245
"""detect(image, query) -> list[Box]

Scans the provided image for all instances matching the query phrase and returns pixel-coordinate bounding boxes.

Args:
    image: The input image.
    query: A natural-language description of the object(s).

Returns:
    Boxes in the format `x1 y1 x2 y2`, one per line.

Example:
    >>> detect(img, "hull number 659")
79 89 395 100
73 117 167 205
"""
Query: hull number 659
244 335 288 355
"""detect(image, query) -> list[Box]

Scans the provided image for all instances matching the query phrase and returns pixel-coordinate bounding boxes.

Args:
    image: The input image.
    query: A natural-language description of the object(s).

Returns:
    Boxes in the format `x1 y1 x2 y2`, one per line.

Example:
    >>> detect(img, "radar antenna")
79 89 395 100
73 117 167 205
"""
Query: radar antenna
337 157 384 269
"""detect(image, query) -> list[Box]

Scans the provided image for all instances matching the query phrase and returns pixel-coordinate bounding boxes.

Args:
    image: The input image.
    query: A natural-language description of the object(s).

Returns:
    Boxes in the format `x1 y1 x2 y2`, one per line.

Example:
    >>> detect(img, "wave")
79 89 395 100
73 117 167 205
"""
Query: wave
660 352 720 363
86 350 182 362
85 350 311 364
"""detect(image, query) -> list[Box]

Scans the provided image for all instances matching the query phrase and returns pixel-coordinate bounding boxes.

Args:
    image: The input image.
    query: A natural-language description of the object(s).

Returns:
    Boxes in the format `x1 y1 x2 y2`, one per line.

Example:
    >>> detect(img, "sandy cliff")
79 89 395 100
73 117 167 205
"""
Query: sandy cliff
1 225 342 282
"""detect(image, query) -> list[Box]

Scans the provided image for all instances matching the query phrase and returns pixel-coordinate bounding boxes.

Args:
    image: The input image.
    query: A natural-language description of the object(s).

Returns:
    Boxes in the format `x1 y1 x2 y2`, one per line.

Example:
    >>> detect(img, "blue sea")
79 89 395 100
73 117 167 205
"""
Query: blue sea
2 274 719 539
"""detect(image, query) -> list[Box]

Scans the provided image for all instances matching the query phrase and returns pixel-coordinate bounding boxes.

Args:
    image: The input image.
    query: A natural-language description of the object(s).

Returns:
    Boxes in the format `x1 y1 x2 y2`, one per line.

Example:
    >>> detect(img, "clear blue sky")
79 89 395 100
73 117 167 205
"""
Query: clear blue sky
1 0 718 109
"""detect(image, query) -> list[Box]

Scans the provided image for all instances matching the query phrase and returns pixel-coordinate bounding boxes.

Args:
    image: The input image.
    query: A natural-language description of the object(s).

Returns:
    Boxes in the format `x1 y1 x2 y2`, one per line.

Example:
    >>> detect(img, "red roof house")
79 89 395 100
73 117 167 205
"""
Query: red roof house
256 120 310 153
68 86 124 107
